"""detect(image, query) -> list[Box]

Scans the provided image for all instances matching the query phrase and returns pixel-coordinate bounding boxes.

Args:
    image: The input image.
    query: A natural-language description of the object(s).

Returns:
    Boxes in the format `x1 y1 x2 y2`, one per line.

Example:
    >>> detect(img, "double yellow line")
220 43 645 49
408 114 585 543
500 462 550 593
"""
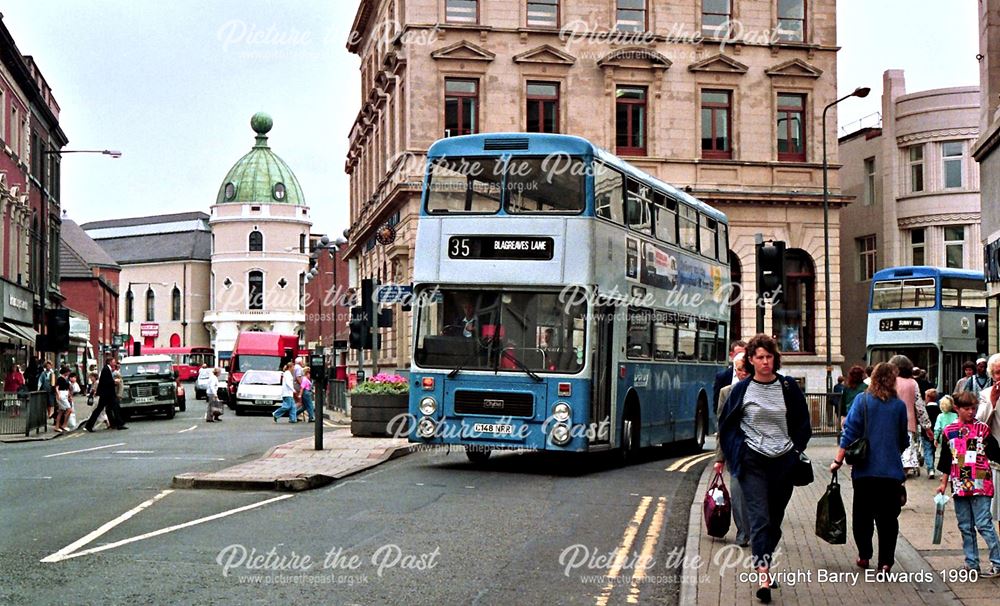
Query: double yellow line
595 495 668 606
665 451 716 473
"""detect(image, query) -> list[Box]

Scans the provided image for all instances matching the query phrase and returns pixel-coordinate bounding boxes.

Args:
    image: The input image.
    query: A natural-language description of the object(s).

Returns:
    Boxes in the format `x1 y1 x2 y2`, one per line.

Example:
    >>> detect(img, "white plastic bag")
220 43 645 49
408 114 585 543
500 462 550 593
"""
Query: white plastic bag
67 410 78 431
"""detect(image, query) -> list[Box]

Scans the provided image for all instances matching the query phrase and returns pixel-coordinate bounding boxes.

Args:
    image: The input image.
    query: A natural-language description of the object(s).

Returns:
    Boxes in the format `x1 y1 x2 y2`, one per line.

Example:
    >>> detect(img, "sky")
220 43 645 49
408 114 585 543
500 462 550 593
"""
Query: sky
0 1 982 236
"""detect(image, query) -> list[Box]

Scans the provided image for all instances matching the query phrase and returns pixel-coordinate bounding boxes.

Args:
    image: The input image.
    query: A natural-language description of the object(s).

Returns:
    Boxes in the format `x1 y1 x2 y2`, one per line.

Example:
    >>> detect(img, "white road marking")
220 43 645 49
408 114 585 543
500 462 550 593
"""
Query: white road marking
41 489 173 562
43 493 294 562
43 442 126 458
114 450 154 454
177 425 198 433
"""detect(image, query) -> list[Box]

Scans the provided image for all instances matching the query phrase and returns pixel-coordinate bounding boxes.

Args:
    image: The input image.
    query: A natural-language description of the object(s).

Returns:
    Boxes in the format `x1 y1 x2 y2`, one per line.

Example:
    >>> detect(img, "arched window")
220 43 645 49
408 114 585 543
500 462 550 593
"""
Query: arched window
772 248 815 354
171 287 181 321
146 288 155 321
729 250 742 343
169 333 181 347
125 290 134 323
249 230 263 252
248 271 264 310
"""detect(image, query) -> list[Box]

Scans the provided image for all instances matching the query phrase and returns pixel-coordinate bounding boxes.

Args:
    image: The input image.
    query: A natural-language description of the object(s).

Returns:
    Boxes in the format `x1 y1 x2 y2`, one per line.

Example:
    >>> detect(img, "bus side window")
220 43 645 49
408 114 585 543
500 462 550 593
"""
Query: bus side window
676 315 697 361
653 311 676 361
717 223 729 263
594 162 624 224
626 179 653 235
699 215 718 259
654 192 677 244
627 308 652 359
679 204 698 252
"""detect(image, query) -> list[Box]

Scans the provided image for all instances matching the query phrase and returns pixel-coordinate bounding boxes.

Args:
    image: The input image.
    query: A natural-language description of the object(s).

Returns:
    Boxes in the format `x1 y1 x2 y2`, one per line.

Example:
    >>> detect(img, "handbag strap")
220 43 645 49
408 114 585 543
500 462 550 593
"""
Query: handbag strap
830 470 839 485
860 393 869 439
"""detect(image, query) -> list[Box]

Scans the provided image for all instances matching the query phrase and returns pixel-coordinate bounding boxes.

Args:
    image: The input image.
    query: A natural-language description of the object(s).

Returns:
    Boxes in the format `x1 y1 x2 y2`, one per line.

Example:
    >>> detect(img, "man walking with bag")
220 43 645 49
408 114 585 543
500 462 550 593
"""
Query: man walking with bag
85 355 126 431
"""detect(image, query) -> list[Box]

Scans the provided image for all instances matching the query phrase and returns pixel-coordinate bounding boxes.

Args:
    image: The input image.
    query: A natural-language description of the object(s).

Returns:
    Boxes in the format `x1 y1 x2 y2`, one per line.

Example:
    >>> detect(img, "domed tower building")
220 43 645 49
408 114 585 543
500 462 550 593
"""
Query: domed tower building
204 113 312 359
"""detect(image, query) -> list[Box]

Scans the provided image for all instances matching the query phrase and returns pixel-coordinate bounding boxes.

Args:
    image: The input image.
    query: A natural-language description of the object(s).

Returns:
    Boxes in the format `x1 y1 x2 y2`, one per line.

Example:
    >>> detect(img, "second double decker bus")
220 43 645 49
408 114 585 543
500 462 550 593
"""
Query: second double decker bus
867 266 987 391
408 133 731 462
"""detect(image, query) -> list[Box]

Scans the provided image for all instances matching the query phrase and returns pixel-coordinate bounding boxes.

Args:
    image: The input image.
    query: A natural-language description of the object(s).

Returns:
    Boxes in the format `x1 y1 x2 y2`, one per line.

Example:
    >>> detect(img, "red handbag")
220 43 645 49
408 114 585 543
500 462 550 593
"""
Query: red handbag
703 471 732 538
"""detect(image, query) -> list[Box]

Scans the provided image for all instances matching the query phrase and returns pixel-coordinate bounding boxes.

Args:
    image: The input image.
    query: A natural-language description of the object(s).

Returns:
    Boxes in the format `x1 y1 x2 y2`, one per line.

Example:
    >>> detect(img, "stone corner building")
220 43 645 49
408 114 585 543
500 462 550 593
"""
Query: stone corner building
976 1 1000 353
204 113 312 358
344 0 844 389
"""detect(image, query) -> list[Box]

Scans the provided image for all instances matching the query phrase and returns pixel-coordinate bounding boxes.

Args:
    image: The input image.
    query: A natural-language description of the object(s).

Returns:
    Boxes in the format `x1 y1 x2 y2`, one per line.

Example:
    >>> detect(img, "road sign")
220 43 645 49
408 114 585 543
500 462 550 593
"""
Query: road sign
375 284 413 304
113 333 128 347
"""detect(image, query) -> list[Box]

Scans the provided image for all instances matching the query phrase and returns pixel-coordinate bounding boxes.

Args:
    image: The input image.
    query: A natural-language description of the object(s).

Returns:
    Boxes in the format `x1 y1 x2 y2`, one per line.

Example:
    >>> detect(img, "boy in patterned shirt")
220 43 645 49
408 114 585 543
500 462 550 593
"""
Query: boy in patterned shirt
937 391 1000 576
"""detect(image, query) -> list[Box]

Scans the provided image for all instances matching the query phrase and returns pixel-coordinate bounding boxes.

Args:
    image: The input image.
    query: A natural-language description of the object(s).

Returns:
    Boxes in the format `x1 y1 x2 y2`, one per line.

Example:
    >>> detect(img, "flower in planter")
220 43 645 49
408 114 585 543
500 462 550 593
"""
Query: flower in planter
350 373 409 395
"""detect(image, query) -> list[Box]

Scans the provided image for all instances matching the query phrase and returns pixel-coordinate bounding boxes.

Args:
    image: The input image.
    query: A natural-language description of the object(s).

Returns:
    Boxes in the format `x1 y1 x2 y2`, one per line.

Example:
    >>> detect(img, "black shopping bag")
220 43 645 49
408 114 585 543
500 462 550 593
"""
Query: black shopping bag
816 471 847 545
703 471 732 538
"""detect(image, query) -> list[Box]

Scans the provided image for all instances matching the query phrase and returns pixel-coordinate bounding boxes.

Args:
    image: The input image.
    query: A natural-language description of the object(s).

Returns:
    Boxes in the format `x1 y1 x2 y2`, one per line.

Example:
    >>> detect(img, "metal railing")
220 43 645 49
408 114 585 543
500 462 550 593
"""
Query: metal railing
805 392 842 436
1 391 49 437
326 380 347 413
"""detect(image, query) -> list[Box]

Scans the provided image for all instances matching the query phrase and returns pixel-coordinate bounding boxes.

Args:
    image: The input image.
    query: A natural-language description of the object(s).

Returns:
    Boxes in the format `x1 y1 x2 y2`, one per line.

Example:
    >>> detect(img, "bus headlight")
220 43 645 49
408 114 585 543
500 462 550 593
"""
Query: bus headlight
419 397 437 416
551 423 571 446
417 418 437 438
552 402 572 423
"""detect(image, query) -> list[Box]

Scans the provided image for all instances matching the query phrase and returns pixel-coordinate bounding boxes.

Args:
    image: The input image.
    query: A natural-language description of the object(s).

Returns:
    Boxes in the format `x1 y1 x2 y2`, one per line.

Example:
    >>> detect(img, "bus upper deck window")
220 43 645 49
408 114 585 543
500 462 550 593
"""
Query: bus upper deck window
506 157 585 213
594 162 624 223
426 157 503 214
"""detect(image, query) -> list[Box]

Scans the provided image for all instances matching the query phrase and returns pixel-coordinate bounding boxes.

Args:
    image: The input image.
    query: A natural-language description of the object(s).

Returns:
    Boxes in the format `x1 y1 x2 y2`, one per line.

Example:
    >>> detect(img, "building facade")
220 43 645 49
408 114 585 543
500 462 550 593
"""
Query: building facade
58 218 120 356
975 0 1000 353
0 15 68 379
81 212 213 351
203 113 312 358
345 0 844 388
839 70 982 369
303 233 350 352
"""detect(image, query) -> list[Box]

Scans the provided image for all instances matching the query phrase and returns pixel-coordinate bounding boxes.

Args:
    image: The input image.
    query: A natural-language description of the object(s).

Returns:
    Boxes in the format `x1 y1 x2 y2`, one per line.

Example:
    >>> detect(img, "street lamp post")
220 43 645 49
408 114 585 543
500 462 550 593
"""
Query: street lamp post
304 235 347 451
823 86 870 403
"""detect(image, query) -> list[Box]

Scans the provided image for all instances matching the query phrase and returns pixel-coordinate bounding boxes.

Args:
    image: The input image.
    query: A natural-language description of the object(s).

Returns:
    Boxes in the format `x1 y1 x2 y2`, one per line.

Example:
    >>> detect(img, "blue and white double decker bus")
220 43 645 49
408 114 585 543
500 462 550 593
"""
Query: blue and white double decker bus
867 266 987 391
407 133 731 462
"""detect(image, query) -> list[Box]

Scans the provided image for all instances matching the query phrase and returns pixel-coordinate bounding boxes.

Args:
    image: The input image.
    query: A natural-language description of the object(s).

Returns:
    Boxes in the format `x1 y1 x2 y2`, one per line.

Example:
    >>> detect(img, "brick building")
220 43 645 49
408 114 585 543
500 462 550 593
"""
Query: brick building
58 218 120 356
0 15 67 378
345 0 845 388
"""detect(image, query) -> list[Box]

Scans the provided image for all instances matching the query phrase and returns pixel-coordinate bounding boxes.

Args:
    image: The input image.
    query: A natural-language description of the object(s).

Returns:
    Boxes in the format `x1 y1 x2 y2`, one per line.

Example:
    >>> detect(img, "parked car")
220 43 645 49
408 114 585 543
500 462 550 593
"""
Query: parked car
118 355 179 420
233 370 284 416
194 367 228 401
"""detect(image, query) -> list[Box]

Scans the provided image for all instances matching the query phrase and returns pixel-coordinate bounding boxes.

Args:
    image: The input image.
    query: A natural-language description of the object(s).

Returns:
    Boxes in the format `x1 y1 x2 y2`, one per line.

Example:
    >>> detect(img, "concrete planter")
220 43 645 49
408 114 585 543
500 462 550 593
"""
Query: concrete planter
350 393 409 437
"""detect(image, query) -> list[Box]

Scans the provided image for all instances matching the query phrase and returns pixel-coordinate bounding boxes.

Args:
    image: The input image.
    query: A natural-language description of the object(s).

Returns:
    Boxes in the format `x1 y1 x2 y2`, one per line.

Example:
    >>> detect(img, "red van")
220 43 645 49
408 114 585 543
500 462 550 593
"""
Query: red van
226 332 299 404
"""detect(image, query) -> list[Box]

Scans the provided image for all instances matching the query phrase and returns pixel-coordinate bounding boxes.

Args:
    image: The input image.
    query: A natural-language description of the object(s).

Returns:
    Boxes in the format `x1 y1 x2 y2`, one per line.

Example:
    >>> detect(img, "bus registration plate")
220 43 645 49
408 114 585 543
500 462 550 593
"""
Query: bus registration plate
473 423 515 436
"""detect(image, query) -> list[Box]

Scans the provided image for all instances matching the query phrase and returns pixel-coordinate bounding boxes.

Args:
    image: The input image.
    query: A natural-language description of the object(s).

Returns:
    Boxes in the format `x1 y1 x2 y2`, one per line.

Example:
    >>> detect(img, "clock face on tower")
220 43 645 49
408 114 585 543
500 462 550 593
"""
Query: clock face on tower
224 182 236 200
273 183 286 200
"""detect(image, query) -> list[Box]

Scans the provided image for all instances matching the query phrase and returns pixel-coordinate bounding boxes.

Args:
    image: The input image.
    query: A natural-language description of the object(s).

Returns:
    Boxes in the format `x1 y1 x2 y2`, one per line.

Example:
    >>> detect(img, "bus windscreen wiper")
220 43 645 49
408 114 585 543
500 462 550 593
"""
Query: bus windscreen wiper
447 347 481 379
498 349 543 383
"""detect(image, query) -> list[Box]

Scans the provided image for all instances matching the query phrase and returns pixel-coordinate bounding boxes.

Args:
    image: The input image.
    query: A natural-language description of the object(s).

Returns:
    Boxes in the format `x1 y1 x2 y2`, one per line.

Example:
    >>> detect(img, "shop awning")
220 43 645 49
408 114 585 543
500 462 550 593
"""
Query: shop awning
0 322 37 346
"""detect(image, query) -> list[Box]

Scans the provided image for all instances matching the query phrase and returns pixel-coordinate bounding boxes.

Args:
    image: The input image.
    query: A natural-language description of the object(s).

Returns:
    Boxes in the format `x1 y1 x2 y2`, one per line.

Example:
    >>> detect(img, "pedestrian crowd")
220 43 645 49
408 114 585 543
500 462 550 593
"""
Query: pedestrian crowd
713 337 1000 603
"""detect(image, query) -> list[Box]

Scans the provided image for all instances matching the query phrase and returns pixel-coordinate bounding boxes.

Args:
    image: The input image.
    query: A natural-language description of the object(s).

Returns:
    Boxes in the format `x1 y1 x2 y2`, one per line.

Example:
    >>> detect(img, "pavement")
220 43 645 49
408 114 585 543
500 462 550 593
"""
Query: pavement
170 407 413 492
680 437 998 606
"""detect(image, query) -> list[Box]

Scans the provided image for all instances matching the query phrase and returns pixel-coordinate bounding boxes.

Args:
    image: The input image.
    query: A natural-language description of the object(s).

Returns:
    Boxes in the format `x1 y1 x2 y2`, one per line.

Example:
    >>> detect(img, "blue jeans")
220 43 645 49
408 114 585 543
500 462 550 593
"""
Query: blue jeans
273 396 298 423
297 390 314 421
920 434 935 474
954 495 1000 570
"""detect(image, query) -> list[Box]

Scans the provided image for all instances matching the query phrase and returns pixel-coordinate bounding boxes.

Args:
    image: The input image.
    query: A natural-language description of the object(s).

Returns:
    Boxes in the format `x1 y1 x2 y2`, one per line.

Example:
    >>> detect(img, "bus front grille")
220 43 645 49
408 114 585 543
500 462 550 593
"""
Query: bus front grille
454 390 534 417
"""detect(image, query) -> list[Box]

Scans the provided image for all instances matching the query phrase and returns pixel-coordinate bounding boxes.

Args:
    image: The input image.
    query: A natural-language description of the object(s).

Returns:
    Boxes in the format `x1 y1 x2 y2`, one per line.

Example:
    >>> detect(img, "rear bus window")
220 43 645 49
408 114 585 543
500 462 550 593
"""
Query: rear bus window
426 157 503 214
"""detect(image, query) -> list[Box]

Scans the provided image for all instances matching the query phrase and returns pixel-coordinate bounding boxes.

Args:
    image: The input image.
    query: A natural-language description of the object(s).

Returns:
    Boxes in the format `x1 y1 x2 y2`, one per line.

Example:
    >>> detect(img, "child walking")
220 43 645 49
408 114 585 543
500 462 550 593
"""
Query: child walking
936 391 1000 576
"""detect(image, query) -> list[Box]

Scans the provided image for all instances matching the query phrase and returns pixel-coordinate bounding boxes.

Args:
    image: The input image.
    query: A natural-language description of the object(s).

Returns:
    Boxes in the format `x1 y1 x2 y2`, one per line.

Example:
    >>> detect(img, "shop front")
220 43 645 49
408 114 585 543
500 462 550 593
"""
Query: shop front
0 280 37 390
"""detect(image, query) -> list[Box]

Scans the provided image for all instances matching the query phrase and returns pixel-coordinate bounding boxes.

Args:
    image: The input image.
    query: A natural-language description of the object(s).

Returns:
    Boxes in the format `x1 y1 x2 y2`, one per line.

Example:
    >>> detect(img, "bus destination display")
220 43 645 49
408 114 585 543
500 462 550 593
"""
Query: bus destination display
879 317 923 332
448 236 554 260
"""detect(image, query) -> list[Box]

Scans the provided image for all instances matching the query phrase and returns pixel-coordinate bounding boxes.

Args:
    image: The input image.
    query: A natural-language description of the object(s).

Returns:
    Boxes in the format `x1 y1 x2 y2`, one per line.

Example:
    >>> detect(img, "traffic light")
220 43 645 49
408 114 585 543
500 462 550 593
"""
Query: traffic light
43 309 70 352
360 278 374 326
756 241 786 305
349 306 371 350
377 308 393 328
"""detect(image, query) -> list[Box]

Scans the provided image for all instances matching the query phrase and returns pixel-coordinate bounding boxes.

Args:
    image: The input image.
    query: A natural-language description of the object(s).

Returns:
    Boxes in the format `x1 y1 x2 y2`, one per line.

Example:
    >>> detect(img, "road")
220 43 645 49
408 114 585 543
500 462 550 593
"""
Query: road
0 389 712 606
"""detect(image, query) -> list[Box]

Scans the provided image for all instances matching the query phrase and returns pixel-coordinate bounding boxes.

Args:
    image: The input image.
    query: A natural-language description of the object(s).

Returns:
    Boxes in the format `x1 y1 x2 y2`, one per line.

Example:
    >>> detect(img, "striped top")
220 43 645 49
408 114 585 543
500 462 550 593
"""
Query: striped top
741 379 793 457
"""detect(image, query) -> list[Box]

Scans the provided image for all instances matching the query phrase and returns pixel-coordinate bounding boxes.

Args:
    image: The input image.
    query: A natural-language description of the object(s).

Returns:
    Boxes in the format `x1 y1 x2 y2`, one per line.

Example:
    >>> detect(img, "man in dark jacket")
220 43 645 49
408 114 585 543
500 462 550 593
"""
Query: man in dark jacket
713 340 746 410
84 355 126 431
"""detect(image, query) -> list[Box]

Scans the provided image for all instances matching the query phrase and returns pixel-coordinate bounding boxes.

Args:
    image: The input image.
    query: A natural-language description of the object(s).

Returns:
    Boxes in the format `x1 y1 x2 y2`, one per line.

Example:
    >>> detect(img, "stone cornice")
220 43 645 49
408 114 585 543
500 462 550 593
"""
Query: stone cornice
897 128 978 145
512 44 576 66
430 40 496 62
765 58 823 79
688 53 748 74
898 213 980 228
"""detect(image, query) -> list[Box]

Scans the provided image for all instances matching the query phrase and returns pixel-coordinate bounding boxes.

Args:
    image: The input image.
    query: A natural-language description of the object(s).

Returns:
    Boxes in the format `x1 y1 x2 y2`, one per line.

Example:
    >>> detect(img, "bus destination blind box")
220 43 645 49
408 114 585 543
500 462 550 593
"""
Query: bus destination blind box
879 318 923 332
448 236 555 261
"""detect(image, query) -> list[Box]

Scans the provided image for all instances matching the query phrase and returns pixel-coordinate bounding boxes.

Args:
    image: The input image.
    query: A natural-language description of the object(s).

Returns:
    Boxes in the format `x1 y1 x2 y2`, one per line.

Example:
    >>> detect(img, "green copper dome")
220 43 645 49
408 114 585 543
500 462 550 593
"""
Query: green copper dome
216 113 305 205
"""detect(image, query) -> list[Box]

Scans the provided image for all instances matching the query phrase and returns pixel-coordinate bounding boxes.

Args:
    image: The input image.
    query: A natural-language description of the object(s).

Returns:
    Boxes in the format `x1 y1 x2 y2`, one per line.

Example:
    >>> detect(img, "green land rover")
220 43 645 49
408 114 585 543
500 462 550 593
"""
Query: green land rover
118 355 178 420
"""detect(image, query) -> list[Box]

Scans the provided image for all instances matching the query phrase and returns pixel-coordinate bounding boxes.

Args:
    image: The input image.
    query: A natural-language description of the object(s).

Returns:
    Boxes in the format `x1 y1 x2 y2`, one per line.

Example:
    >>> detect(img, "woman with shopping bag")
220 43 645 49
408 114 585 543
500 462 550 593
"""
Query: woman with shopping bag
718 334 811 604
830 362 908 572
